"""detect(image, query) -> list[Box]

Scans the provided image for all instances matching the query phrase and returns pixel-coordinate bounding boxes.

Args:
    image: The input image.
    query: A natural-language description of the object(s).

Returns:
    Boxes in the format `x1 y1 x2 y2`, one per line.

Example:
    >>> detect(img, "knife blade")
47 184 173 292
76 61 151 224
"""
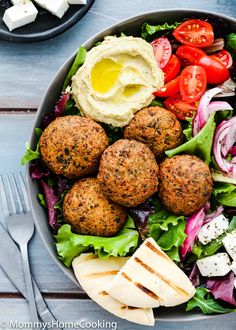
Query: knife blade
0 223 63 329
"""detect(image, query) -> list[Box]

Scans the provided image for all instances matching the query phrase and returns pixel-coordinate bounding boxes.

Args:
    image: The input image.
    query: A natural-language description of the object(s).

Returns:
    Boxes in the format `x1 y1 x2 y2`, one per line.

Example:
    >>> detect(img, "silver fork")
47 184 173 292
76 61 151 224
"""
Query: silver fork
0 172 39 322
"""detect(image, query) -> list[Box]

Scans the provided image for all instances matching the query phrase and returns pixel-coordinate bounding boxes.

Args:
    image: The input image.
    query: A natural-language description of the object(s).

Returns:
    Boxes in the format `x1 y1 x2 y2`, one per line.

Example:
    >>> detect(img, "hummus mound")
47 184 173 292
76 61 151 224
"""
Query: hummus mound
71 36 164 127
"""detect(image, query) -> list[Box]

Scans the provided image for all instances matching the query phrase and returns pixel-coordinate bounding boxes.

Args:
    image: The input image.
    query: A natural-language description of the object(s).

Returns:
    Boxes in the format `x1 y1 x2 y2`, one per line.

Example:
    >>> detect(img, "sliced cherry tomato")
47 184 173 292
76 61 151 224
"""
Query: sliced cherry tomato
154 76 180 98
211 49 233 69
197 55 230 84
164 94 198 120
173 19 214 48
180 66 207 103
176 46 206 67
151 37 172 68
163 55 181 82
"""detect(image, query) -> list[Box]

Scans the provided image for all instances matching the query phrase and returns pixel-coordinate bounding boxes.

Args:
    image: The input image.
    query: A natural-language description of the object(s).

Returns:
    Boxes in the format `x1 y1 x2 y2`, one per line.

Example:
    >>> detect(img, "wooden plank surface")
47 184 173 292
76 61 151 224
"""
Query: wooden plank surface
0 114 79 293
0 299 236 330
0 0 236 108
0 0 236 327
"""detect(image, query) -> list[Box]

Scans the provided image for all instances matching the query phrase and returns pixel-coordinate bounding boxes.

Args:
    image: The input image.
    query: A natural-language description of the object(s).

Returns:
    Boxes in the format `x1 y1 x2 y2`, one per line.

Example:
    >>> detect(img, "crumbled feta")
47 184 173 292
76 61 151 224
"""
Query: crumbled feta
231 261 236 275
198 215 229 245
196 253 231 277
34 0 69 19
68 0 87 4
3 2 38 31
223 230 236 261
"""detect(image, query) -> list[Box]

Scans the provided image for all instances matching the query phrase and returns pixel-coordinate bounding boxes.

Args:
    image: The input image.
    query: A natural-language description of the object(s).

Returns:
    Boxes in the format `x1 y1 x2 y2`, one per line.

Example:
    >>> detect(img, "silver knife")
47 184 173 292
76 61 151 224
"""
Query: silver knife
0 223 63 329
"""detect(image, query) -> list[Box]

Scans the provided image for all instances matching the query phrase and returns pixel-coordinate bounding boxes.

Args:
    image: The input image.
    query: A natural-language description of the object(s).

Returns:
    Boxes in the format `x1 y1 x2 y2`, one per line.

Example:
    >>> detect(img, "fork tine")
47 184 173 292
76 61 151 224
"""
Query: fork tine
18 172 30 213
11 173 24 214
0 175 11 216
6 174 17 215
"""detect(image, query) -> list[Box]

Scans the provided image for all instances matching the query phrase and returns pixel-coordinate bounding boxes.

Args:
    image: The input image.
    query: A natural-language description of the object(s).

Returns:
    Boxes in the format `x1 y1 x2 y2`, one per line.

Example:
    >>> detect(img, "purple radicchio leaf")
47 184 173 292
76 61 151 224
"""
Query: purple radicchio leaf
29 161 50 180
129 197 156 240
206 271 236 307
43 92 70 128
189 263 201 287
40 180 60 230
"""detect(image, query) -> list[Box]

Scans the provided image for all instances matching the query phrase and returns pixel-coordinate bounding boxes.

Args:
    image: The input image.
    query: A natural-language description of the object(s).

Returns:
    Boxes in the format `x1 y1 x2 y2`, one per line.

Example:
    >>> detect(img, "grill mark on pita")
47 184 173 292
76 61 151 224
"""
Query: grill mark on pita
87 270 118 278
145 241 170 261
121 306 140 310
121 272 160 301
79 254 97 262
134 257 189 297
99 291 109 296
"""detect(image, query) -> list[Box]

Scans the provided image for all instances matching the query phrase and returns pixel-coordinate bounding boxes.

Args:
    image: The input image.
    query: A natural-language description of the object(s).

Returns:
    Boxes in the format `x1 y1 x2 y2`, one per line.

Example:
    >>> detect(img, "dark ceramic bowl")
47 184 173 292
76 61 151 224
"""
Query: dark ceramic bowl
27 9 236 321
0 0 95 42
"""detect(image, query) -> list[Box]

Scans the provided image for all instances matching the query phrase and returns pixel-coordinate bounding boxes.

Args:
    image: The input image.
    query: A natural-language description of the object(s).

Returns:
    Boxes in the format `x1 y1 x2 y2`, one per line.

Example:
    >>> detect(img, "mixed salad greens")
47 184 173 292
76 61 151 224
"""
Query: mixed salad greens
23 15 236 315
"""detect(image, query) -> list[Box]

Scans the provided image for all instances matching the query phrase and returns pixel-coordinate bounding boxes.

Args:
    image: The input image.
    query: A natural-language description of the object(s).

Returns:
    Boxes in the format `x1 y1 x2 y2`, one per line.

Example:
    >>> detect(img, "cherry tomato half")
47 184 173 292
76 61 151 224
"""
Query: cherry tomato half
163 55 181 82
154 76 180 98
164 94 198 120
180 66 207 103
176 46 206 67
197 55 230 84
211 49 233 69
151 37 172 68
173 19 214 48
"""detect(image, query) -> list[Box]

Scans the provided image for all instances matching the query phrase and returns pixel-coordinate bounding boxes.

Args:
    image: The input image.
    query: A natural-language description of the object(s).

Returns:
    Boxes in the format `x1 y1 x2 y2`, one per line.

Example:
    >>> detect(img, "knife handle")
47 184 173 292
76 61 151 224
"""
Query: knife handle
20 243 39 322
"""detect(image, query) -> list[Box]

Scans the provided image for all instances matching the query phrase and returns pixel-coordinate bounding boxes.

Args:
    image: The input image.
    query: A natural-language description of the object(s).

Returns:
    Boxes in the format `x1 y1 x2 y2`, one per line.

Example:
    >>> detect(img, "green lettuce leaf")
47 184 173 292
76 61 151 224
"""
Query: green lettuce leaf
213 183 236 207
55 216 139 267
186 287 235 314
183 117 194 141
226 33 236 57
62 46 87 91
165 115 216 164
141 21 181 39
21 128 42 165
147 202 186 262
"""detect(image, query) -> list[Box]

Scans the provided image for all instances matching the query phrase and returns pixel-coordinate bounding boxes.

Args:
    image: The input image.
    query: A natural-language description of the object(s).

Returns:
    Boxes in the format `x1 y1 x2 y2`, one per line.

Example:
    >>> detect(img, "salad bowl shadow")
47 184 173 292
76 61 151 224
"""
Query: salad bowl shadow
26 8 236 322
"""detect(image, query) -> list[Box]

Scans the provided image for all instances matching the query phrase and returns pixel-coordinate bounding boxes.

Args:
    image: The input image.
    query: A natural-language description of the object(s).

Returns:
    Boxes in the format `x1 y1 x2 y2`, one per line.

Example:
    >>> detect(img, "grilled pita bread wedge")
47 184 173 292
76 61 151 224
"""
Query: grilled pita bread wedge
105 237 196 308
72 253 155 326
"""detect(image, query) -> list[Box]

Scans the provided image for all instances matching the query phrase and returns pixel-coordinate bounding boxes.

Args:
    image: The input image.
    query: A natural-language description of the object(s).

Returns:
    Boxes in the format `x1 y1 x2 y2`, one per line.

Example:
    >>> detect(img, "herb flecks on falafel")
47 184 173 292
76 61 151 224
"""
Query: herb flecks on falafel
39 116 109 179
124 106 183 158
98 139 159 207
159 155 213 216
63 178 127 237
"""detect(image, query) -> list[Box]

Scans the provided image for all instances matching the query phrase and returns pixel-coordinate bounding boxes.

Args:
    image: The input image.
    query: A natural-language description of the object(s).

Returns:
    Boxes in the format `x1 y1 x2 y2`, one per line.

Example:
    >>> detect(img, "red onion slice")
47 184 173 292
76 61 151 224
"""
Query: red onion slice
213 117 236 176
180 207 205 259
204 206 224 224
208 101 233 114
230 146 236 155
193 87 222 136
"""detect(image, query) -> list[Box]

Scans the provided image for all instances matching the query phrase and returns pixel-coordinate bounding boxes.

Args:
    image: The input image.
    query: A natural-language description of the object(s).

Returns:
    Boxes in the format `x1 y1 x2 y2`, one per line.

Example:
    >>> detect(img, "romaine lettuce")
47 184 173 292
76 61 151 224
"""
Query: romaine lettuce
213 183 236 207
165 115 216 164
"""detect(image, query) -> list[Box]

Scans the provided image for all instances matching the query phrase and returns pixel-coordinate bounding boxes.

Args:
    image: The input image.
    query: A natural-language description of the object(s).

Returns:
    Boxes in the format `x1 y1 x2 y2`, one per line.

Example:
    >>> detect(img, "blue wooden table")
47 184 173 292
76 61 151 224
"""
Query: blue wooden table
0 1 236 329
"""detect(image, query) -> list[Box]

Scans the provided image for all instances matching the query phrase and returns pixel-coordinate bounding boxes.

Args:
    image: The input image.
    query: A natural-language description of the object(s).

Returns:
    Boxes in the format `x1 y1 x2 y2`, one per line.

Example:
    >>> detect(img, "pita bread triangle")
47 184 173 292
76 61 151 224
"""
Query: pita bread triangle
105 237 196 308
72 253 155 326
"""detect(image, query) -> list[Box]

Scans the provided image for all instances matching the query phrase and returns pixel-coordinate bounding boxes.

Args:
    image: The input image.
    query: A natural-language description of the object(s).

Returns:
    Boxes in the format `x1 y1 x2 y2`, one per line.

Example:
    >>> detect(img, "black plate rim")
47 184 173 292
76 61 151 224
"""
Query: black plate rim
0 0 95 43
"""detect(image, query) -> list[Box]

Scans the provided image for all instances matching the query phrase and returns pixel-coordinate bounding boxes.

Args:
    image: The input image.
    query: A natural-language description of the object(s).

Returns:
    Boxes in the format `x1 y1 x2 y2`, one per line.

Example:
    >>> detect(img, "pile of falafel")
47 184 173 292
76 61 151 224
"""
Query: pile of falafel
39 106 213 237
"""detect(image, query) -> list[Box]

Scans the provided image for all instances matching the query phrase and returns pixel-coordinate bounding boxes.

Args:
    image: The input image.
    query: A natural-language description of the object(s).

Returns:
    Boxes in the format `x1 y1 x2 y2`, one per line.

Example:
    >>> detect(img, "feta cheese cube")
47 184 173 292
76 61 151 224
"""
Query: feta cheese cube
198 214 229 245
231 261 236 275
34 0 69 19
223 230 236 261
68 0 87 4
3 2 38 32
196 253 231 277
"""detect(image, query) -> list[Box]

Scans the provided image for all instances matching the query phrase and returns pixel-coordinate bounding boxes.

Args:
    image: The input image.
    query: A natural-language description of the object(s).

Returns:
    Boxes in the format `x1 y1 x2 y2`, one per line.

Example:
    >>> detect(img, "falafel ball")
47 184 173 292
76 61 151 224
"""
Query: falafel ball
40 116 109 179
97 139 159 207
159 155 213 216
63 178 127 237
124 106 183 158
